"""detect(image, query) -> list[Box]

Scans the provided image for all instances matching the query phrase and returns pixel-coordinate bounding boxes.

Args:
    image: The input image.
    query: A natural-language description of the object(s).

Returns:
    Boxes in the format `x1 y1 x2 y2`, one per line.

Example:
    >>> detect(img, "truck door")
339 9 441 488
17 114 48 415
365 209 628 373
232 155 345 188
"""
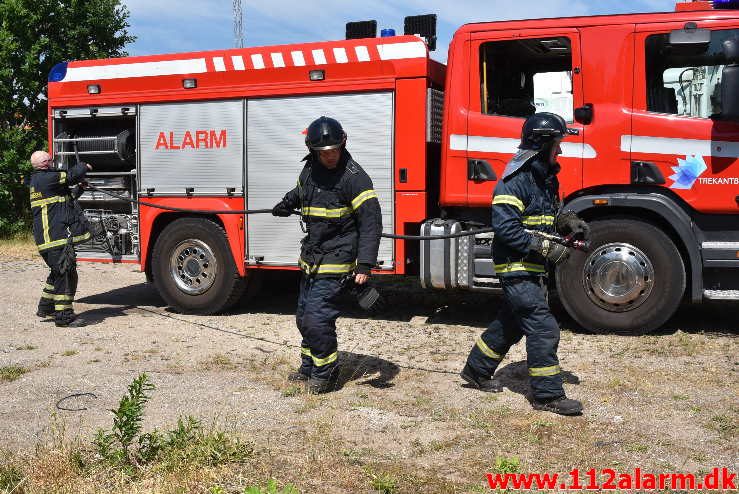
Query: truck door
631 22 739 212
465 29 586 205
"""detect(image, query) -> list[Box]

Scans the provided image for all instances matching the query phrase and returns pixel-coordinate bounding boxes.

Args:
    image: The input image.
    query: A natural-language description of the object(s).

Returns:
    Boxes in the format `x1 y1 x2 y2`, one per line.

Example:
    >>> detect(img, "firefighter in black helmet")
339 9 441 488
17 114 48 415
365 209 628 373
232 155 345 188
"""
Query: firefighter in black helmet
272 116 382 394
460 112 589 416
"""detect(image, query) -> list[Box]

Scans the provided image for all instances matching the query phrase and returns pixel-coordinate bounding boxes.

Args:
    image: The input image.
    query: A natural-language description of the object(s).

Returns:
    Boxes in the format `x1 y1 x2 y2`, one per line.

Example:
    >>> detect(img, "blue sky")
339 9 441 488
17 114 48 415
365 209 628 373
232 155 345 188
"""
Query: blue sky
123 0 679 62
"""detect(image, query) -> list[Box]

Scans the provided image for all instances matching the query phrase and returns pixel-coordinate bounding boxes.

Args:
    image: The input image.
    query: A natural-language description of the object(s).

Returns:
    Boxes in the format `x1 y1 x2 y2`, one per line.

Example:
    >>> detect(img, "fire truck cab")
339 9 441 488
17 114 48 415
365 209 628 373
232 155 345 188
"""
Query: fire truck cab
46 2 739 334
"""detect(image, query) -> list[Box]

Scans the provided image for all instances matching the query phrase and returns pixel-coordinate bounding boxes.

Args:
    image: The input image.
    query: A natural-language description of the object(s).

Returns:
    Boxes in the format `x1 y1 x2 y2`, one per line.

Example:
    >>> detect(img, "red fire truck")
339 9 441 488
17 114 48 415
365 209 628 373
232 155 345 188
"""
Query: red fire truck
46 2 739 334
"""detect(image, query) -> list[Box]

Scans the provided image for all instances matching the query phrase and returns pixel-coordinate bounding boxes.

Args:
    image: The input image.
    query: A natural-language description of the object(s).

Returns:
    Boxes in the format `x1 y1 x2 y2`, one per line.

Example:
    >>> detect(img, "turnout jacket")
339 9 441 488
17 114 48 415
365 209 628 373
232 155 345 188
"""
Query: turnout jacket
491 157 560 278
280 150 382 277
29 163 91 252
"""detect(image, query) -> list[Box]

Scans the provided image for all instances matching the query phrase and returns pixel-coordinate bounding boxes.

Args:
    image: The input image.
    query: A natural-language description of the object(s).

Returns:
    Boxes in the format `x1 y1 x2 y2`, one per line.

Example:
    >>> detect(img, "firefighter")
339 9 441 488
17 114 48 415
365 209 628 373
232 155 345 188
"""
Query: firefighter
460 112 589 416
29 150 92 327
272 116 382 394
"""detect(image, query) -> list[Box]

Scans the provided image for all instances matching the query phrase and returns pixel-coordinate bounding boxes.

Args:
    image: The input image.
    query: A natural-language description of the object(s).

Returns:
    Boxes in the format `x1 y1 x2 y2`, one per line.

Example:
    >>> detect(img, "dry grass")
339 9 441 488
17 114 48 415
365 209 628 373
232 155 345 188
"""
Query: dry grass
0 366 28 383
0 235 37 260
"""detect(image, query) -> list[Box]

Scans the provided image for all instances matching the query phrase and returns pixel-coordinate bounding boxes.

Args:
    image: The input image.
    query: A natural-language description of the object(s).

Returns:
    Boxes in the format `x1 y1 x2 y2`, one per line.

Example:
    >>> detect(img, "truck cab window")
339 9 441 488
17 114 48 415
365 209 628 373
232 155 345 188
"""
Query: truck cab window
480 37 573 122
646 29 739 118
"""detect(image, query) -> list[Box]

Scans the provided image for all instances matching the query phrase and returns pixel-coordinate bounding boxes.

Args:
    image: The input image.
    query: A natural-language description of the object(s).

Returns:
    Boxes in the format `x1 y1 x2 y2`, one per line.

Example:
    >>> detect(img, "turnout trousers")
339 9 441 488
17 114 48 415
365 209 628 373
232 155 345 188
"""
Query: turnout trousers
295 275 343 380
37 246 78 325
466 277 564 400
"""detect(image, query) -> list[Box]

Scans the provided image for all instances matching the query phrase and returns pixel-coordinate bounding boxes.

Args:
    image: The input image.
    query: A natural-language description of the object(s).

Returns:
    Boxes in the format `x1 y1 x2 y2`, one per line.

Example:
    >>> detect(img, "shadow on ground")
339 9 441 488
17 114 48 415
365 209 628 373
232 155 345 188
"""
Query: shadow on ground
334 350 400 390
77 283 165 308
79 272 739 336
481 360 581 400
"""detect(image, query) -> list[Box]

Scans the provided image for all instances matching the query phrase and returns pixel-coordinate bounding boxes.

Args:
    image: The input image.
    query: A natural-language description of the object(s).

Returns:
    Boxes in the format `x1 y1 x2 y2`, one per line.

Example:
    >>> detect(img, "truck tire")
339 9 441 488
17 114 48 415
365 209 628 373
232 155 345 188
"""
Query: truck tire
151 217 246 314
555 218 685 335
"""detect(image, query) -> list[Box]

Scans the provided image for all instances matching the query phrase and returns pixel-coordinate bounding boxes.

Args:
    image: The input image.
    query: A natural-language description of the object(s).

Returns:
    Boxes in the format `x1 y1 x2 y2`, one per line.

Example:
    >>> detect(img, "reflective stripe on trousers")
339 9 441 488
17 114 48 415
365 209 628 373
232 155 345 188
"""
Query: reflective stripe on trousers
466 276 564 400
295 275 343 380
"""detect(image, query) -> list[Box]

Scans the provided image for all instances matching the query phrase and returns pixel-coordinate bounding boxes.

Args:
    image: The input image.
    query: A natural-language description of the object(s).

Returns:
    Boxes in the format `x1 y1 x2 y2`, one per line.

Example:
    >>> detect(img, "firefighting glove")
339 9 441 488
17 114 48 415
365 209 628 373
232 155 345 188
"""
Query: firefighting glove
71 183 85 200
555 210 590 240
529 234 571 265
271 200 293 217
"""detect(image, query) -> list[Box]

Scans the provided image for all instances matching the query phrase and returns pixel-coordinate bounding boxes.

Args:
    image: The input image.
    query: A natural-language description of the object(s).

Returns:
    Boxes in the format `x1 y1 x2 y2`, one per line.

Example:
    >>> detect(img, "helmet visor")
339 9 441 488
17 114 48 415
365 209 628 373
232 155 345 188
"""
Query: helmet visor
308 140 345 151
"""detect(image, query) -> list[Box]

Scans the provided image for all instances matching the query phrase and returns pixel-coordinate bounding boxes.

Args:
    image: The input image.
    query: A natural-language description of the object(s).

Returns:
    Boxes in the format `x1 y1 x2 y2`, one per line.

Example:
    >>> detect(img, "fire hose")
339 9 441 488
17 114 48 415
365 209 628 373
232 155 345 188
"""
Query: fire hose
79 184 588 249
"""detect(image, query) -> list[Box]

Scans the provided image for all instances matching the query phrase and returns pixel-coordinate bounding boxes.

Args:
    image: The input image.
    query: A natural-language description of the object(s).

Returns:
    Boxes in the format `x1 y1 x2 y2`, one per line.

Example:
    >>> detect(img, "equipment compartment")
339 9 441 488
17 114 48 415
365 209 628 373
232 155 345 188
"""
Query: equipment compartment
52 107 139 257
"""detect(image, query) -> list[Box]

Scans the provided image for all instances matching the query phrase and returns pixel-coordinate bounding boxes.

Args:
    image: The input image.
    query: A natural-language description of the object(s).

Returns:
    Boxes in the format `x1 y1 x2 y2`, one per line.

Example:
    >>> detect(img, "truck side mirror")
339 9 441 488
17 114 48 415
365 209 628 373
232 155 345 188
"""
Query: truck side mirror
721 38 739 121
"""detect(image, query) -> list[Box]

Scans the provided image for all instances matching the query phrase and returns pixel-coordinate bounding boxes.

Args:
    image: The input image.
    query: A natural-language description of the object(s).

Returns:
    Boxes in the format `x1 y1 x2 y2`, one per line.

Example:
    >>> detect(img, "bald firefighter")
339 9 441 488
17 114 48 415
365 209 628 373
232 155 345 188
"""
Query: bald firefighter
29 151 92 327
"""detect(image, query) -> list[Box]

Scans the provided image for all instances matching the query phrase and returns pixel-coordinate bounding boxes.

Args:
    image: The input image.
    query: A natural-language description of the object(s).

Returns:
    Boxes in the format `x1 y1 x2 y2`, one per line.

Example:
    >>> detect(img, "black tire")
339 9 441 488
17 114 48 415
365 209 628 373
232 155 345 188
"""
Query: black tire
555 218 685 335
151 217 246 314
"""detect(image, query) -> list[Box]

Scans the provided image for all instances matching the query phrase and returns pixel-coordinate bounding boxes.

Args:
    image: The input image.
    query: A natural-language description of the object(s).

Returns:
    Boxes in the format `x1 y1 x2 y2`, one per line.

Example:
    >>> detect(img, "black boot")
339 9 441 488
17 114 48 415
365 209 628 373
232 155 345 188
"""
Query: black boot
307 377 335 394
287 370 310 382
307 366 340 394
532 396 583 416
460 363 503 393
55 312 87 328
36 307 55 318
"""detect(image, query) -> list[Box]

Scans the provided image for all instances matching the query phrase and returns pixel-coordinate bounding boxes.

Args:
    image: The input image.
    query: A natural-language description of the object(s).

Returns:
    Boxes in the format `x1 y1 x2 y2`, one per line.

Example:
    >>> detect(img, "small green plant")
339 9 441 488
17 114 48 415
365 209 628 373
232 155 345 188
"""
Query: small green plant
494 456 520 474
0 463 24 491
625 443 649 453
708 414 737 439
62 350 78 357
93 373 155 465
243 479 299 494
16 344 37 350
367 469 398 494
282 384 302 397
0 365 28 382
93 373 253 474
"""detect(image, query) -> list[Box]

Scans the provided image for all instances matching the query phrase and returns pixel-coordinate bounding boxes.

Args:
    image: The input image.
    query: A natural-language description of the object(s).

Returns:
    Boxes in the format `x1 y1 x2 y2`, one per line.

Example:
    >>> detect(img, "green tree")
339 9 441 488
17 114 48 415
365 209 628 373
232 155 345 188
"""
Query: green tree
0 0 134 236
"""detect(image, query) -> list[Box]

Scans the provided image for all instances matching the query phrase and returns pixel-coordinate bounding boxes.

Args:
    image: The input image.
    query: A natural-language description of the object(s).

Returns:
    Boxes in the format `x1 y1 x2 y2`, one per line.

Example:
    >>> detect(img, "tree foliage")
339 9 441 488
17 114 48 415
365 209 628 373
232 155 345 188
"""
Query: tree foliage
0 0 134 236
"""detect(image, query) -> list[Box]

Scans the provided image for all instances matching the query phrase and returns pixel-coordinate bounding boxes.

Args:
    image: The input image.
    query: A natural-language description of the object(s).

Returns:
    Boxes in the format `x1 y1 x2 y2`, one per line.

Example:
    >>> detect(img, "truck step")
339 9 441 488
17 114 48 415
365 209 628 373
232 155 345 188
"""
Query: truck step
703 289 739 301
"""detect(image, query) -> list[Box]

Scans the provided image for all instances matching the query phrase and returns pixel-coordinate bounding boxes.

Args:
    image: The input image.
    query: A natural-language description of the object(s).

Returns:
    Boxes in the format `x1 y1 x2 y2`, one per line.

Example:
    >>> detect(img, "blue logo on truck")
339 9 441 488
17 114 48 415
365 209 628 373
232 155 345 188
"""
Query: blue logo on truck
669 155 707 190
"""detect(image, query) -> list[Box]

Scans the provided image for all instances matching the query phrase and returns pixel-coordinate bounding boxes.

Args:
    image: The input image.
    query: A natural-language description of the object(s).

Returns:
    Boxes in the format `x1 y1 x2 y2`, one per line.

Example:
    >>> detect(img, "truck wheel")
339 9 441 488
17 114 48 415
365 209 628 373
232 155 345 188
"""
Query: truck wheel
555 218 685 335
151 218 246 314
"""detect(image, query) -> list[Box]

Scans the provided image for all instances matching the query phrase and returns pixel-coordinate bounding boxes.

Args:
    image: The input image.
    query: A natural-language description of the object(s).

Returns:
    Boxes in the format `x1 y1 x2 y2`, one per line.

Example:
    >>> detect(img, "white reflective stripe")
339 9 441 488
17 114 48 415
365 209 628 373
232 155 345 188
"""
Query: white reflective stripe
468 136 518 154
271 52 285 68
333 47 348 63
312 49 327 65
377 41 426 60
231 55 245 71
702 241 739 249
251 54 265 69
621 135 739 159
450 134 597 159
291 50 306 66
64 58 208 81
449 134 468 151
213 57 226 72
355 46 370 62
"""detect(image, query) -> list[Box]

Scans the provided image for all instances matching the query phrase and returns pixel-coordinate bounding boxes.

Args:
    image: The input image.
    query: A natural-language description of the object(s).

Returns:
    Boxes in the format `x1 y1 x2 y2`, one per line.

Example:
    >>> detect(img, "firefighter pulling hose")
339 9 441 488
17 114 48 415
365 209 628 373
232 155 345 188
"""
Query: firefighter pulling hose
461 112 589 416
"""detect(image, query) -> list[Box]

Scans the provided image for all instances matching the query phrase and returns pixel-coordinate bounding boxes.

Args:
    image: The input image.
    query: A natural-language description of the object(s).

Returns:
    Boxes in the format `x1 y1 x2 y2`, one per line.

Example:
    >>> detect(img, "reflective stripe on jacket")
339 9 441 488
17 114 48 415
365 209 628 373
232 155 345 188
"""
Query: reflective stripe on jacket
491 157 560 278
29 163 91 251
280 150 382 277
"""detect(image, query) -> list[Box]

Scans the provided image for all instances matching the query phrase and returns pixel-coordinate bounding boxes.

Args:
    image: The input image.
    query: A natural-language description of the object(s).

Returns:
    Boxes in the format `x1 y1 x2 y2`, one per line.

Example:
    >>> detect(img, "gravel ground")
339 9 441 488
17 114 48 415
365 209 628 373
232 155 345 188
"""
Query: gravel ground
1 258 737 490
